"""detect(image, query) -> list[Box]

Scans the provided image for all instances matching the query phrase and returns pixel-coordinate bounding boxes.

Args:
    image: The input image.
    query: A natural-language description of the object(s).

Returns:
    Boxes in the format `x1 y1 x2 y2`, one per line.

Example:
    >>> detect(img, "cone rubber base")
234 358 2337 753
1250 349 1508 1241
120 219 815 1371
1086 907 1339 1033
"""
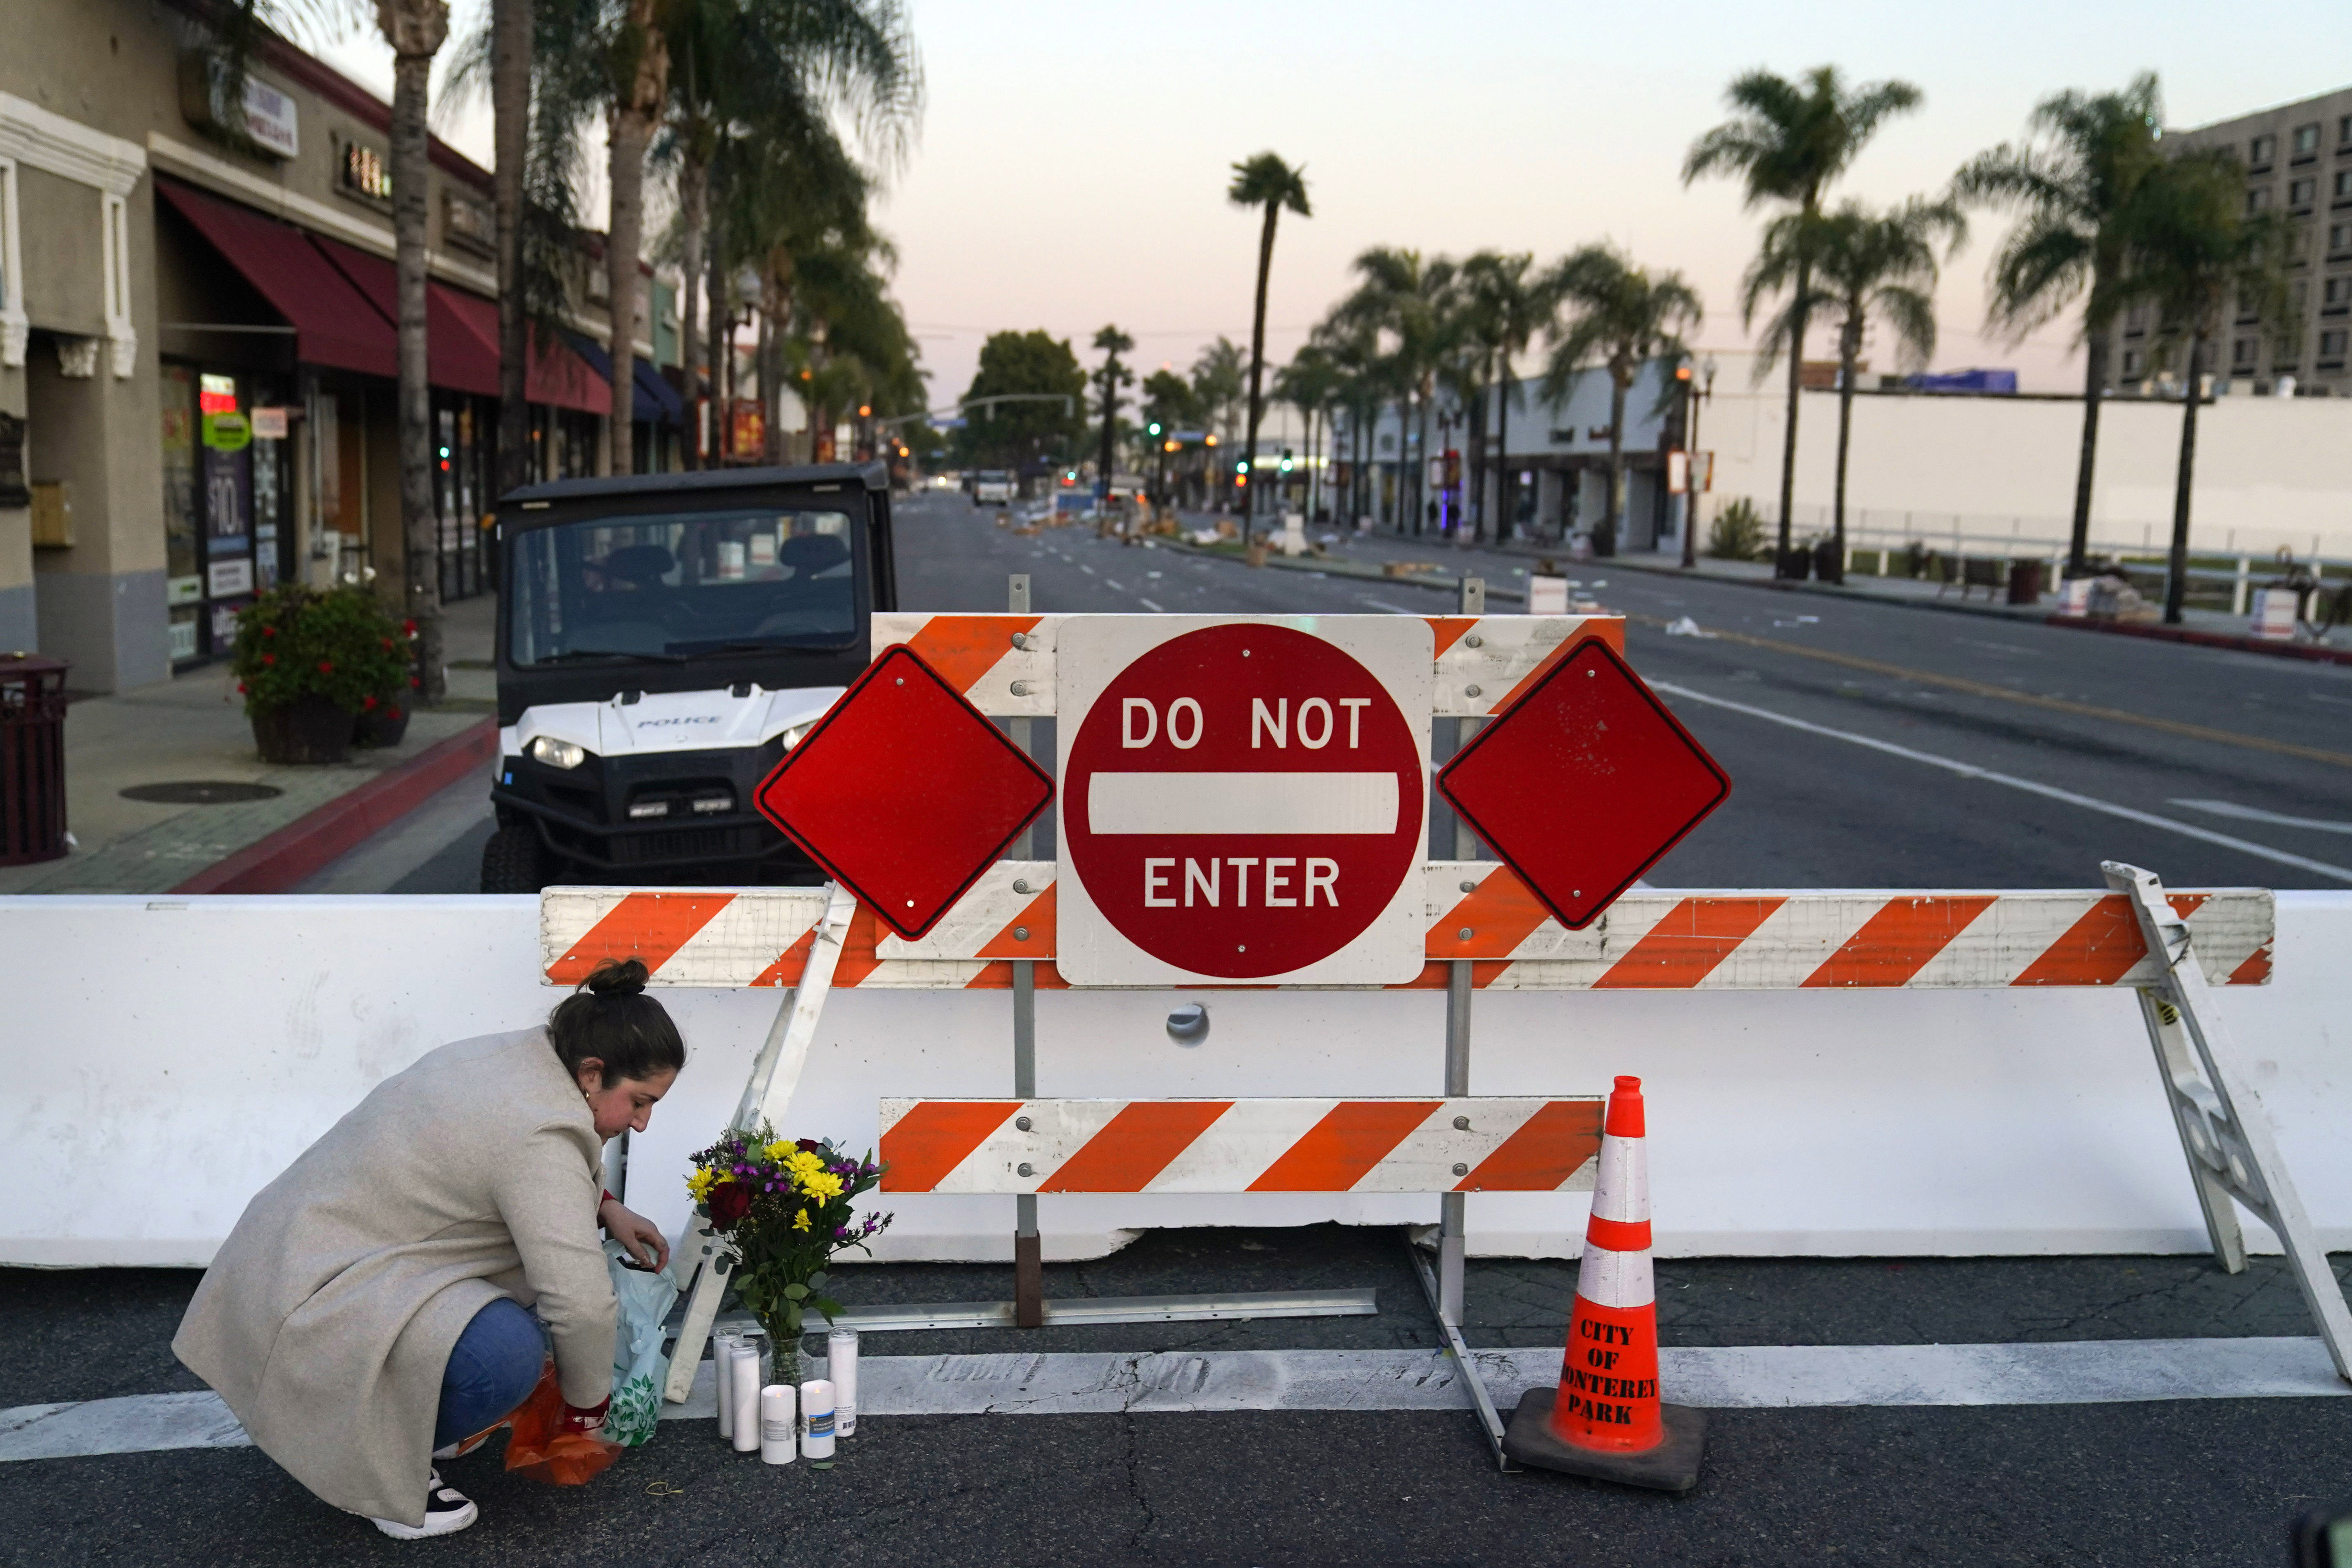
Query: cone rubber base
1501 1389 1708 1492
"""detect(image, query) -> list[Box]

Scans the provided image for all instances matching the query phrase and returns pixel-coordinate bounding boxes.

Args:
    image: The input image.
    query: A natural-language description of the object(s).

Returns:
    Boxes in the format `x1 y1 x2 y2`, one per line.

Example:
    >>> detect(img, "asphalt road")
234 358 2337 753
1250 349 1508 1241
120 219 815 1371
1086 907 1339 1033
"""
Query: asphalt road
334 486 2352 894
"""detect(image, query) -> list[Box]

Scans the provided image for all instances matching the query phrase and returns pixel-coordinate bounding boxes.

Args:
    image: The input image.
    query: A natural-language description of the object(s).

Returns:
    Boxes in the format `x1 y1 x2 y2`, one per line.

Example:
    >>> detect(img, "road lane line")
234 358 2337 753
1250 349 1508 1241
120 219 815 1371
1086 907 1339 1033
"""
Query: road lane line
1651 680 2352 883
1629 614 2352 771
2170 799 2352 836
1138 598 1167 612
12 1337 2345 1458
1356 596 1418 614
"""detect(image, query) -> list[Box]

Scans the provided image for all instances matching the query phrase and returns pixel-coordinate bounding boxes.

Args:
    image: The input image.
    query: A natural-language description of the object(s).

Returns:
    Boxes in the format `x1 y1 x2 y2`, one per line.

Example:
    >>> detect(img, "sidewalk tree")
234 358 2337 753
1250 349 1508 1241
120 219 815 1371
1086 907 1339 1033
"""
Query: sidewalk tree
1227 152 1311 545
1953 74 2167 578
1453 250 1556 542
2130 152 2293 624
379 0 452 699
1752 198 1961 581
1540 244 1702 558
958 330 1084 470
1190 337 1245 507
1685 65 1922 574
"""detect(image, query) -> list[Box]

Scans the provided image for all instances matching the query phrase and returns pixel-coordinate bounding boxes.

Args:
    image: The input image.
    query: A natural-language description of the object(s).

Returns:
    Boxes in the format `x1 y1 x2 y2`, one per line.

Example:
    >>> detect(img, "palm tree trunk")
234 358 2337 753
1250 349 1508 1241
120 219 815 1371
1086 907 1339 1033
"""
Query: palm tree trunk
2164 331 2205 625
1829 323 1857 586
679 154 706 470
2068 324 2106 577
707 211 728 463
1776 261 1808 575
1240 202 1279 546
1603 373 1627 558
384 3 446 701
491 0 529 502
603 3 666 477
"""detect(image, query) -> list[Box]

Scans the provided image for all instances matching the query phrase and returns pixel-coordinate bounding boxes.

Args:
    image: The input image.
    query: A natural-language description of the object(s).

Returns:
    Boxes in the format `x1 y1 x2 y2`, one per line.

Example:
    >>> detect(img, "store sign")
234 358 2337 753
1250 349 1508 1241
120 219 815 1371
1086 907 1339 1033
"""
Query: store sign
251 407 289 440
728 399 765 462
182 57 300 159
207 558 254 599
239 76 299 158
202 411 252 452
168 576 205 607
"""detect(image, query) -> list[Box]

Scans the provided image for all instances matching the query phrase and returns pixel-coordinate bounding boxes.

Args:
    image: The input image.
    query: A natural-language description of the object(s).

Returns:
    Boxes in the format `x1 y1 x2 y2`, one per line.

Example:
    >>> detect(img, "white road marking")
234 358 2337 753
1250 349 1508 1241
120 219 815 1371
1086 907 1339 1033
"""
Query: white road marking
1079 564 1095 575
1106 580 1125 591
11 1337 2345 1459
1138 598 1167 612
2170 799 2352 836
1650 681 2352 883
1356 596 1418 614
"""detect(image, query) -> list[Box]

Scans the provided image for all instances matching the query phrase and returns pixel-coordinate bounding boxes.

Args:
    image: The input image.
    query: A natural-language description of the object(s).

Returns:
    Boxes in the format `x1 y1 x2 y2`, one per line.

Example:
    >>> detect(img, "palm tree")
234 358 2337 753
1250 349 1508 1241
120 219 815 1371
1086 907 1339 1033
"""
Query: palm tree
491 0 531 494
380 0 451 695
1190 337 1245 508
1093 325 1135 499
1453 251 1555 541
1332 248 1458 534
1541 244 1703 557
2130 152 2294 624
1226 153 1311 545
1685 65 1923 573
1769 198 1963 580
1953 74 2167 578
1272 344 1341 522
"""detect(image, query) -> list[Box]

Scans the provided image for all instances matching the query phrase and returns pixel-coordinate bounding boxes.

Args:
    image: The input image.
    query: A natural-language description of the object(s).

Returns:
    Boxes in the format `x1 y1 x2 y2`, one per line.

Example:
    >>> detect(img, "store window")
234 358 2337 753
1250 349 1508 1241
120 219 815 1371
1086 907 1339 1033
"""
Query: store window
432 393 493 600
161 364 292 664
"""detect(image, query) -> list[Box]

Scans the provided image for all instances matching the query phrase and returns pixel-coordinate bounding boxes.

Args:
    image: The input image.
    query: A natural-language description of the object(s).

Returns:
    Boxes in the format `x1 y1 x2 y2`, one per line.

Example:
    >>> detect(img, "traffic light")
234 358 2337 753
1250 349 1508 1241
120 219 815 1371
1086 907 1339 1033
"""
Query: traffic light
1278 447 1293 473
1204 433 1218 447
858 404 871 417
1236 460 1250 474
1147 420 1162 437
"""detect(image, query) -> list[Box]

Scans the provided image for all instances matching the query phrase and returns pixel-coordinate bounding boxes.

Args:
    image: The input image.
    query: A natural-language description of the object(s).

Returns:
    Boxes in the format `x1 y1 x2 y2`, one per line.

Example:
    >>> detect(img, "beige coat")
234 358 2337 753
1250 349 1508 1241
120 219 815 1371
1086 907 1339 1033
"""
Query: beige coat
173 1027 616 1528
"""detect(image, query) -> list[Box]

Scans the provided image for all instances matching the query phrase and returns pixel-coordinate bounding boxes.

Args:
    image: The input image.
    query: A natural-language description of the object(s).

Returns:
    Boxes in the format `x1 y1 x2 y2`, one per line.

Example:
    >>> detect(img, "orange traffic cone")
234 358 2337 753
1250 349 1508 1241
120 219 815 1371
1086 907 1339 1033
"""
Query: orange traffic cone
1501 1075 1707 1491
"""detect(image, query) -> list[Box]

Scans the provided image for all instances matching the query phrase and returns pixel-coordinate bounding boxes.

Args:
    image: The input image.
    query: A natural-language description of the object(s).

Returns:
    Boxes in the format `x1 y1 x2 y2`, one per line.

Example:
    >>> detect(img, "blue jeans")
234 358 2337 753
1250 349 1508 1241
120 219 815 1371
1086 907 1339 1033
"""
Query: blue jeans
434 1298 548 1449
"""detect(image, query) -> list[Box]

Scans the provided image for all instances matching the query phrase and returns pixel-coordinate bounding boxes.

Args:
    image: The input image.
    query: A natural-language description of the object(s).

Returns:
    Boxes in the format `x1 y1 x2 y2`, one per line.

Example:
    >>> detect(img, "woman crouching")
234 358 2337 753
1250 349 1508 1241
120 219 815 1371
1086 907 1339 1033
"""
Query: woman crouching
174 958 680 1539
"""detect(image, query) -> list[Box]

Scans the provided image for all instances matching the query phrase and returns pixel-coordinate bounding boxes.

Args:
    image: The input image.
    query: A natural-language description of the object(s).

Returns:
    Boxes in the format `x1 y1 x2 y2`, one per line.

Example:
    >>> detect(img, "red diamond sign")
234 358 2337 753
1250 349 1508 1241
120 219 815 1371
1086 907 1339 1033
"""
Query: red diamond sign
1437 637 1729 930
753 643 1053 939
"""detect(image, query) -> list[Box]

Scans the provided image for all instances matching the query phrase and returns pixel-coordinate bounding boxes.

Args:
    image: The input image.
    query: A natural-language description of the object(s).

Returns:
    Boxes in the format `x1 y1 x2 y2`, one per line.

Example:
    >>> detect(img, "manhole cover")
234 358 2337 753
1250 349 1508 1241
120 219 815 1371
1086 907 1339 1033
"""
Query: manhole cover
120 781 284 805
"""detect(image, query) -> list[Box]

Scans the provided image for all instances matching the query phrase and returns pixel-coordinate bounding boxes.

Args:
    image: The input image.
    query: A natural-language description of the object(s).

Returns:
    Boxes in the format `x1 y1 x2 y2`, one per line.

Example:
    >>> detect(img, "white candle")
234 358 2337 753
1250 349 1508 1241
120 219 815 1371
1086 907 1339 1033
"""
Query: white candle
828 1329 860 1437
799 1378 836 1460
712 1331 739 1441
730 1344 761 1453
758 1384 797 1465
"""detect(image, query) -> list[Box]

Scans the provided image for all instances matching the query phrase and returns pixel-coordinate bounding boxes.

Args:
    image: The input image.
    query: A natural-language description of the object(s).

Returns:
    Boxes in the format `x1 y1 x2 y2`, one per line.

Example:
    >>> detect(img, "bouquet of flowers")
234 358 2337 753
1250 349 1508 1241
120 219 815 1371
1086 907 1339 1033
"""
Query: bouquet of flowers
687 1126 890 1384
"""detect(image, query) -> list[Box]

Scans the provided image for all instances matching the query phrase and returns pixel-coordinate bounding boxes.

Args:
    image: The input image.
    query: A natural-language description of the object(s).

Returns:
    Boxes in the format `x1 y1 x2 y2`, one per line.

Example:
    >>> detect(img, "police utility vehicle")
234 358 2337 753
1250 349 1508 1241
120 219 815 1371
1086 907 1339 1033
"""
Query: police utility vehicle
481 463 895 892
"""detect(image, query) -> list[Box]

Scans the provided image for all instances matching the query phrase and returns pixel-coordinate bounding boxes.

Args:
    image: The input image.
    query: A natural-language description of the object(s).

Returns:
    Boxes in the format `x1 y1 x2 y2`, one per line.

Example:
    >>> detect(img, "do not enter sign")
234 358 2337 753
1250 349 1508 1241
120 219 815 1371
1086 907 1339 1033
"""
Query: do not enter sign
1058 618 1431 984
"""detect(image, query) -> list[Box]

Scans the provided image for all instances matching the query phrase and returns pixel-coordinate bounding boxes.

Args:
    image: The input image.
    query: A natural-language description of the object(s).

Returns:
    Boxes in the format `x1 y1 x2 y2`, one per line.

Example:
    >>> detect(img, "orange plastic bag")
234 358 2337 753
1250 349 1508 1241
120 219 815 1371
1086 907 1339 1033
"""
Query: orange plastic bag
503 1363 625 1486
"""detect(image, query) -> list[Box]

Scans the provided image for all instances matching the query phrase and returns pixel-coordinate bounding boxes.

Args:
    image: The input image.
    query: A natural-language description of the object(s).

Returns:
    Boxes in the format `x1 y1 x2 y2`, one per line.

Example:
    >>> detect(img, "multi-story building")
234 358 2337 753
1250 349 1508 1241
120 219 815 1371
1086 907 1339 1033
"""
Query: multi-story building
2116 85 2352 399
0 1 681 691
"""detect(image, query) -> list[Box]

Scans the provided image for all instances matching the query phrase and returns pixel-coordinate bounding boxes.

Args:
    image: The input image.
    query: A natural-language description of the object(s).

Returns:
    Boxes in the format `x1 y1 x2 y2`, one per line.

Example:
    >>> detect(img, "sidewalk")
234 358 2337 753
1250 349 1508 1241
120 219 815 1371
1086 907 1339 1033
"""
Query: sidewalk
1164 511 2348 660
0 596 499 895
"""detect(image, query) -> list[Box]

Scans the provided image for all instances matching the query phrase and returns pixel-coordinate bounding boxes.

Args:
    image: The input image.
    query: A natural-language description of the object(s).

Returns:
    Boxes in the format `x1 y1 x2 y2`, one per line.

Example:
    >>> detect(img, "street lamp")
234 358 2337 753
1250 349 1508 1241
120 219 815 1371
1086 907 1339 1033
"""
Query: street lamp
1679 353 1718 570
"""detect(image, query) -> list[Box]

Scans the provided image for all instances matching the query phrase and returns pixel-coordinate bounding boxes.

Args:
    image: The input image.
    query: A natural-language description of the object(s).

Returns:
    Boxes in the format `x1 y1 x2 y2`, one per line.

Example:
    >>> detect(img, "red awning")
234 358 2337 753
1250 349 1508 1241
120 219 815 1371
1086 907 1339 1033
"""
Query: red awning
434 287 609 415
155 179 397 378
310 235 502 398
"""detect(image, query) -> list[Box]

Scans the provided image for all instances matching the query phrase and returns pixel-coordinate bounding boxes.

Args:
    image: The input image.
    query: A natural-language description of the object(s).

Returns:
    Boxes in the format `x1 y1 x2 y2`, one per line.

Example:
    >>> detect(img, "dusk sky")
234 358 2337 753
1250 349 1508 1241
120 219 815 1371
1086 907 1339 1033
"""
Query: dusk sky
326 0 2350 406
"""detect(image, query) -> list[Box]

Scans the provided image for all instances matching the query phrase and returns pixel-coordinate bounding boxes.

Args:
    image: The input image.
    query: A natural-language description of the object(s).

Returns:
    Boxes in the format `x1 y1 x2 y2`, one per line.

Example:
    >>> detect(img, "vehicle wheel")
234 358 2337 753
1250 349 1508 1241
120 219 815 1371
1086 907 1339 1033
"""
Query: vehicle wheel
480 824 552 894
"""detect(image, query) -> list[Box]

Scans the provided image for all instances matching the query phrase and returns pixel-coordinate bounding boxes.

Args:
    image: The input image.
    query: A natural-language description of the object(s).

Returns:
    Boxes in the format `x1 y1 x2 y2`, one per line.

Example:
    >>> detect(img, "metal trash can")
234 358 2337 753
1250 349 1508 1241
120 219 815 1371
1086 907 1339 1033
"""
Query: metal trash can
0 652 70 866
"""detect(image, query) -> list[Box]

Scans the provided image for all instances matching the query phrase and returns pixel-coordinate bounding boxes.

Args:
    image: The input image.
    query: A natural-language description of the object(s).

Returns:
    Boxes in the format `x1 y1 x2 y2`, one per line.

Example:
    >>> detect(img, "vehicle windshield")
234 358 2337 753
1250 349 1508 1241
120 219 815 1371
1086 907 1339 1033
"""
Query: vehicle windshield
509 506 859 667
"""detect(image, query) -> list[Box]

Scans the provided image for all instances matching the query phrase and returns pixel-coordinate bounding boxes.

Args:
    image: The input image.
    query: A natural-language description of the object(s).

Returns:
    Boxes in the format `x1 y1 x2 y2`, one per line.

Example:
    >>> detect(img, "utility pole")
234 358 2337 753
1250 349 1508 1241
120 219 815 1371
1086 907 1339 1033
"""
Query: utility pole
1681 354 1715 570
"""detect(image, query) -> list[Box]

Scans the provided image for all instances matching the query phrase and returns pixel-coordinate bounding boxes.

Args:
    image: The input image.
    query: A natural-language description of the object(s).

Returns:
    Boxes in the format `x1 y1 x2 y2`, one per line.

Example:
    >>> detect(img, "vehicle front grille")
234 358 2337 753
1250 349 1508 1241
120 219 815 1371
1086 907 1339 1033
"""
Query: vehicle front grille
612 824 771 864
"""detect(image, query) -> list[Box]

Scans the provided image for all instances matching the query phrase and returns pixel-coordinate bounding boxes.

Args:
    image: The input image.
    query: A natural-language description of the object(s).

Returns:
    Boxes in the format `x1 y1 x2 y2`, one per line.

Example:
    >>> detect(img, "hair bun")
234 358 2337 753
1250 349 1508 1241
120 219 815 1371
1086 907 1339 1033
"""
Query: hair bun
584 957 650 998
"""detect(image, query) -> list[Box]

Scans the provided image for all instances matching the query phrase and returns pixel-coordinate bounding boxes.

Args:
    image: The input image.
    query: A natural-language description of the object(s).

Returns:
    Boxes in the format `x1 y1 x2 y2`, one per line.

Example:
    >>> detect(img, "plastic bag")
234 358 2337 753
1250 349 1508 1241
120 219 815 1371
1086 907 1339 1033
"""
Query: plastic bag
602 1238 680 1447
503 1363 626 1486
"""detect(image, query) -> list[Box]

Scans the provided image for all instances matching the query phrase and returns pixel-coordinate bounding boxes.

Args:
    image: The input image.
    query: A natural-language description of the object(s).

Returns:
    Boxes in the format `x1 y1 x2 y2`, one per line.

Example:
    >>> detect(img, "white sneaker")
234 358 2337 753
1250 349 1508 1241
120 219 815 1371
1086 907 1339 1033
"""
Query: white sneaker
370 1468 479 1540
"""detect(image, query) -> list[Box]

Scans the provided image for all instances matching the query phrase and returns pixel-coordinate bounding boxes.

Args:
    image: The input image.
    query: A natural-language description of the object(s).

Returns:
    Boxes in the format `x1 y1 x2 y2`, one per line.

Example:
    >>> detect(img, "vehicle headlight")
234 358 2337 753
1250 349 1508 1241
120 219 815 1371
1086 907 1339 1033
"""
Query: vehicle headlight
779 722 813 751
529 735 587 770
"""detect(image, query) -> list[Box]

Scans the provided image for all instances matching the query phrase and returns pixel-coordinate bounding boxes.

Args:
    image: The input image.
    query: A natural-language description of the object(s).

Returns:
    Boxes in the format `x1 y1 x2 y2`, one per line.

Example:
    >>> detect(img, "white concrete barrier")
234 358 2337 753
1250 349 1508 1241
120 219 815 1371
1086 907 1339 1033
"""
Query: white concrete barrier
5 892 2346 1269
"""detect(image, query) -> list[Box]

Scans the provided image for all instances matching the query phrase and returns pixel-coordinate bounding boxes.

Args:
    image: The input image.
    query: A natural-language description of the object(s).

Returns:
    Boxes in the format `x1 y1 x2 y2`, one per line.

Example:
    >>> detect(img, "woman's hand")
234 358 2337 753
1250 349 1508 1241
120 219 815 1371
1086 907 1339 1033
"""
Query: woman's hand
599 1197 670 1273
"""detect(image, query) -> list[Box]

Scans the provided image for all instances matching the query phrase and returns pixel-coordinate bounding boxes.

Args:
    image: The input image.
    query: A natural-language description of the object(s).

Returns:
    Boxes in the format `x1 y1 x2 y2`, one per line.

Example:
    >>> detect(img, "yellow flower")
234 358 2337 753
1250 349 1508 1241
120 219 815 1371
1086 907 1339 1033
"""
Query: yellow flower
792 1208 812 1231
685 1167 716 1200
764 1140 793 1163
799 1169 845 1202
787 1149 825 1179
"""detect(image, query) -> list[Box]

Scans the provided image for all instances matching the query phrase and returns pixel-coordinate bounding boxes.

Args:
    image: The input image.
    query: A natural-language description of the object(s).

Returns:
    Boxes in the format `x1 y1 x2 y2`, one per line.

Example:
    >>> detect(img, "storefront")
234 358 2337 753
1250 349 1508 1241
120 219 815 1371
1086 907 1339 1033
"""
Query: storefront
159 364 296 662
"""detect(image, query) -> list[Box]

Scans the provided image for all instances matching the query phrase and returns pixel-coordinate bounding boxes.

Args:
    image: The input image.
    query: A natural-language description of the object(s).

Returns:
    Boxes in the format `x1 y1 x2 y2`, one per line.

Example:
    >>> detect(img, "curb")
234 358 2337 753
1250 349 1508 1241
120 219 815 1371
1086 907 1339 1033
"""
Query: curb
169 718 498 895
2041 614 2352 667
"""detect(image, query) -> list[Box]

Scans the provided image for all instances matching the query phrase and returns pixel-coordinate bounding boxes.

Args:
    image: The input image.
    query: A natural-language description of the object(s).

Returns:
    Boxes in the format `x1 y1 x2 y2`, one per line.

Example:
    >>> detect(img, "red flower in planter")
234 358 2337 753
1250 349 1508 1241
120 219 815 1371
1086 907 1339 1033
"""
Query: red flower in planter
382 637 394 651
362 695 379 710
237 683 249 695
403 619 418 635
410 676 421 688
262 625 277 638
387 705 403 720
318 661 334 674
261 654 276 666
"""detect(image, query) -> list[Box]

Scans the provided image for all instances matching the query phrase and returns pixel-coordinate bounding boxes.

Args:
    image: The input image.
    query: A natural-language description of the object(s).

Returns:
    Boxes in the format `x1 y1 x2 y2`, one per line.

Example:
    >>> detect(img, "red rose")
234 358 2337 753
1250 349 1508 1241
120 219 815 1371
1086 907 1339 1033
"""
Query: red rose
237 682 249 694
706 1180 753 1229
387 705 403 720
403 619 418 634
261 654 276 666
795 1139 824 1153
382 637 394 651
262 625 277 638
318 661 334 674
409 676 421 688
362 694 379 710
